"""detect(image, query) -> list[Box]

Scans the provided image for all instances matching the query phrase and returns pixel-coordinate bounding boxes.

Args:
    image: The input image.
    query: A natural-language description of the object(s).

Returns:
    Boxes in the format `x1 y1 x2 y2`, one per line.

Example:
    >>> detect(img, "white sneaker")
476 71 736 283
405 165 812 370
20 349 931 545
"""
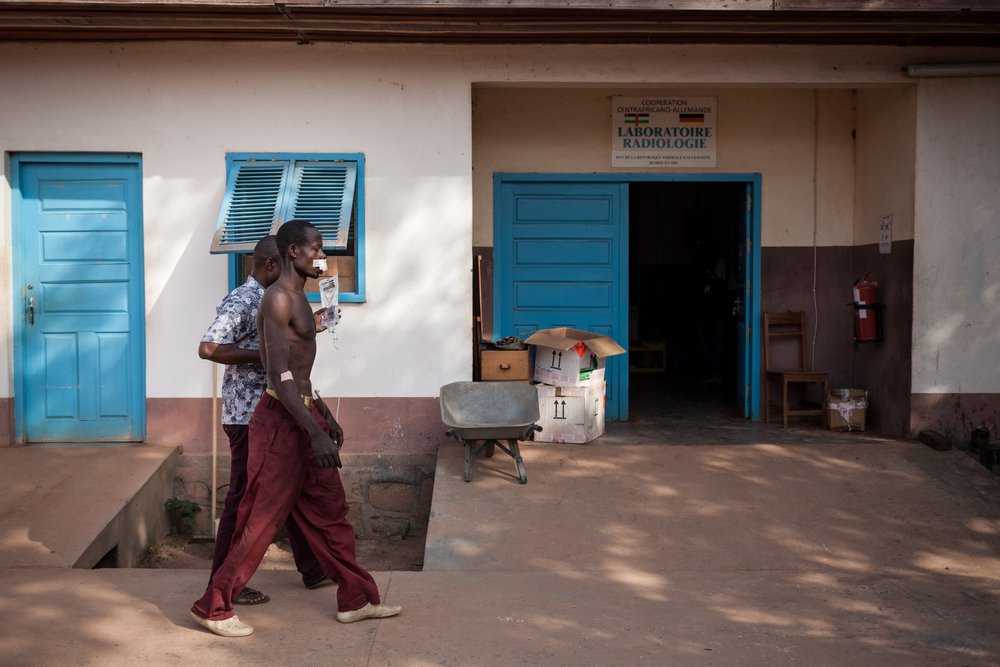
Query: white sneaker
335 602 402 623
190 611 255 637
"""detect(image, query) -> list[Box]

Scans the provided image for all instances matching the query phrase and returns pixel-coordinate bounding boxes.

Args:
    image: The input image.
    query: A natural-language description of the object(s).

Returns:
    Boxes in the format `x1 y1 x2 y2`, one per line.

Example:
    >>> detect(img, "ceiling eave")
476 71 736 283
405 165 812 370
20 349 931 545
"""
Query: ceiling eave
0 3 998 45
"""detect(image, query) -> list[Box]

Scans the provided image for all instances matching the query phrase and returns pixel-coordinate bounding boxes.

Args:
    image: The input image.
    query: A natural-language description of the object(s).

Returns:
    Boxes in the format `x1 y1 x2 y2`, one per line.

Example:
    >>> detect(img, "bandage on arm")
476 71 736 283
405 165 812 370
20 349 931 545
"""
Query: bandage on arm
280 370 294 383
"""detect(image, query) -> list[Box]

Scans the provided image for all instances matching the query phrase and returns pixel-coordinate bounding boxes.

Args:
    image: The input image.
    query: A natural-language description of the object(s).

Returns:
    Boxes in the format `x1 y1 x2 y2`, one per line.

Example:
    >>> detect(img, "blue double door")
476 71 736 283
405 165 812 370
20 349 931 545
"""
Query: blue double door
494 176 760 421
14 155 146 442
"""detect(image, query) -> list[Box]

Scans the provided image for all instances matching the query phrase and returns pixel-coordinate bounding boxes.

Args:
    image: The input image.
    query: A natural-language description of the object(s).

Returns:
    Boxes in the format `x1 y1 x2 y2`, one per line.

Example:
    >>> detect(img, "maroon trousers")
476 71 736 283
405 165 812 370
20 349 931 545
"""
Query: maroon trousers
211 424 326 588
192 393 380 621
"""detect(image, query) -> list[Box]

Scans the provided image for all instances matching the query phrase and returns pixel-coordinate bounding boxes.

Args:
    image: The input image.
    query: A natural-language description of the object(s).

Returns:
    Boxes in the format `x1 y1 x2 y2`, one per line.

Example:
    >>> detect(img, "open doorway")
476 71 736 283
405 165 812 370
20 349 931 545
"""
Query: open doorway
493 173 760 422
628 181 747 421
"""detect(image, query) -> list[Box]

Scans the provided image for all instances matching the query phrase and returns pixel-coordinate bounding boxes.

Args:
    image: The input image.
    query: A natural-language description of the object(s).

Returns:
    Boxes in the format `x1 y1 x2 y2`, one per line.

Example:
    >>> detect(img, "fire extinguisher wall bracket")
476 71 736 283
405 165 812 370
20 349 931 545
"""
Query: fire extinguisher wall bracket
848 302 885 349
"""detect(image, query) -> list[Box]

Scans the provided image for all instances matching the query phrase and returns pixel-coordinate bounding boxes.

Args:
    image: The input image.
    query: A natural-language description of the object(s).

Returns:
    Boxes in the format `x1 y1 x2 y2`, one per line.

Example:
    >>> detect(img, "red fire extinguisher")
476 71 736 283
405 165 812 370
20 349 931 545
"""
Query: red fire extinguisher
853 272 880 342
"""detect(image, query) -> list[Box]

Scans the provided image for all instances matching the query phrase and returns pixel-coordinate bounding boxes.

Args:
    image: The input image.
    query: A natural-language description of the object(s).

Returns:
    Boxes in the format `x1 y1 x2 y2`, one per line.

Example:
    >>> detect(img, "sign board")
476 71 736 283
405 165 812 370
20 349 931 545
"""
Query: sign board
879 214 892 254
612 96 717 168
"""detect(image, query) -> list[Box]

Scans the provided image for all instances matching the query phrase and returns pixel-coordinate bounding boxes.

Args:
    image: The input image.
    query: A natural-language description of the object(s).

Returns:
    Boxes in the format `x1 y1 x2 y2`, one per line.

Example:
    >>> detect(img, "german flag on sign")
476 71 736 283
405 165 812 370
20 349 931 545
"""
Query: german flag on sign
679 113 704 124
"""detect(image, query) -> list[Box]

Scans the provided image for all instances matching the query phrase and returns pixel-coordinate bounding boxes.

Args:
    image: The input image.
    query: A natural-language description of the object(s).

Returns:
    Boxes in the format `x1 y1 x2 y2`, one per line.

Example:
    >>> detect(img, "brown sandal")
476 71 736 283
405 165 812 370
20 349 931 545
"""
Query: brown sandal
234 586 270 605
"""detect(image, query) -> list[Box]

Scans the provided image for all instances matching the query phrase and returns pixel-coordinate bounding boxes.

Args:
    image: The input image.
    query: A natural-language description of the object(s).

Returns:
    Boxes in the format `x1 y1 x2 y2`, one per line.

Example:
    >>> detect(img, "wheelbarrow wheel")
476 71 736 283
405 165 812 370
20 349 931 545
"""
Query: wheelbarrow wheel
484 442 495 458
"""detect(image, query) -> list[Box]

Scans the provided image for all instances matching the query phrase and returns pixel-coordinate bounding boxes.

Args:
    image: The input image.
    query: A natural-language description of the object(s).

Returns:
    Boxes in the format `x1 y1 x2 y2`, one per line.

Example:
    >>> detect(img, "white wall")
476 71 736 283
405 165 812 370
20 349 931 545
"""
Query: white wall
0 42 473 399
912 77 1000 394
2 41 998 402
855 88 917 245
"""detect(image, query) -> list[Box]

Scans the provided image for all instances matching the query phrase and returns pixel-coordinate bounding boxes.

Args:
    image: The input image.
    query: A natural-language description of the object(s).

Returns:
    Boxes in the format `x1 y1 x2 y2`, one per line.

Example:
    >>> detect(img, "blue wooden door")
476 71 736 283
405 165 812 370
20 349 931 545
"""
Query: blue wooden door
494 180 629 420
15 156 146 442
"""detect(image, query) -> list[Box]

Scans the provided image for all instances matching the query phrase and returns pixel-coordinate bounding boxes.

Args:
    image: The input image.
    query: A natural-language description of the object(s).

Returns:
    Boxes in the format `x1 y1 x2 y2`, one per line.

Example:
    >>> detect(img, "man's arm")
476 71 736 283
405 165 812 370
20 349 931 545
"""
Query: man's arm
260 290 342 468
198 341 262 366
200 290 260 365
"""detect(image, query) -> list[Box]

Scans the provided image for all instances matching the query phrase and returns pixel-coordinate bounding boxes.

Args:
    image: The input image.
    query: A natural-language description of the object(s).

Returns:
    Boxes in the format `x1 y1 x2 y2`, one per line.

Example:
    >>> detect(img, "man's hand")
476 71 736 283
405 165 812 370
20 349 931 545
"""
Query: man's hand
310 430 343 469
328 418 345 450
313 395 344 448
312 307 342 333
314 308 328 333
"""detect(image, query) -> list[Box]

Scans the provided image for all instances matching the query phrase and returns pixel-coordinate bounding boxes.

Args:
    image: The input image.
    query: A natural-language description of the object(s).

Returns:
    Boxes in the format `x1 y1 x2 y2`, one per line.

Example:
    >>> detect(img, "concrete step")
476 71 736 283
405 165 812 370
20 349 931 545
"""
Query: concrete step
0 444 180 568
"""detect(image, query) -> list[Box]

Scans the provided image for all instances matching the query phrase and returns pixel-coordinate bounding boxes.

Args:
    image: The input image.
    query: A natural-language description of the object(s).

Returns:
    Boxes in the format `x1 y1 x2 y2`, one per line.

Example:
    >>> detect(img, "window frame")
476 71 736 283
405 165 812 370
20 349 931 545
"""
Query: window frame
224 152 366 303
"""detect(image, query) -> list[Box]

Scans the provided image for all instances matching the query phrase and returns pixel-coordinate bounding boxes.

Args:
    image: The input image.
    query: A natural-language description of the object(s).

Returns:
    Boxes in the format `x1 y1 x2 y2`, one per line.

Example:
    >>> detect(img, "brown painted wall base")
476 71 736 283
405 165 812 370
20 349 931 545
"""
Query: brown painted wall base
3 396 444 452
0 398 12 446
762 241 914 436
910 393 1000 443
147 398 217 449
148 396 444 455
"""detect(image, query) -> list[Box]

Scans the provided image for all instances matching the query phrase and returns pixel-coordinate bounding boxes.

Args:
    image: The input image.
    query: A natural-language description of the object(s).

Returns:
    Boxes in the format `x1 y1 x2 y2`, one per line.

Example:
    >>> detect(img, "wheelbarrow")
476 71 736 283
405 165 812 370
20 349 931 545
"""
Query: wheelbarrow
440 381 541 484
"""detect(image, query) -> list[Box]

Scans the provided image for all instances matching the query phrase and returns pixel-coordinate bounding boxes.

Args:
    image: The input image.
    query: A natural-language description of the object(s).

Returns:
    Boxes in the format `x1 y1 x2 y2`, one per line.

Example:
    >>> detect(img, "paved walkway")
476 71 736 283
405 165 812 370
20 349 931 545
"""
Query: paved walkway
2 423 999 666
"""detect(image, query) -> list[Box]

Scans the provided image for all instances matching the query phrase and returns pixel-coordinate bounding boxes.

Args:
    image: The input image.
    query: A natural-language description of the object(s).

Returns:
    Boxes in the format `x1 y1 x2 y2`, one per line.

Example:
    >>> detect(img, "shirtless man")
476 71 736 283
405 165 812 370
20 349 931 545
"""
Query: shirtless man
190 220 401 637
198 235 327 606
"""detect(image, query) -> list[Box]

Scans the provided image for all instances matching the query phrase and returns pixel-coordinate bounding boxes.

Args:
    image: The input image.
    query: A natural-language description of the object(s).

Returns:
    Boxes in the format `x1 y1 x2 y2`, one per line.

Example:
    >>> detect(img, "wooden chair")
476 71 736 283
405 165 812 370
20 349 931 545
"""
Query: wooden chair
763 311 828 428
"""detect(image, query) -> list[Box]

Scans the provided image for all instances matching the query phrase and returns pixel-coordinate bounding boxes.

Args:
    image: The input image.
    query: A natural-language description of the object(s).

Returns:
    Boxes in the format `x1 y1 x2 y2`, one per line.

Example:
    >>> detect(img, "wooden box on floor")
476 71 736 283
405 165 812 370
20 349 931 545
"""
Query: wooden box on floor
480 350 531 382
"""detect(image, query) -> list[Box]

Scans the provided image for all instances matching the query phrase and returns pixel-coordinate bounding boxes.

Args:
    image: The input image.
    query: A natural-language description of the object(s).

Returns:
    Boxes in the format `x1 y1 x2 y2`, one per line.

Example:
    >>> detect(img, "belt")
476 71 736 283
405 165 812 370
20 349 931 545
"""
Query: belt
266 387 313 406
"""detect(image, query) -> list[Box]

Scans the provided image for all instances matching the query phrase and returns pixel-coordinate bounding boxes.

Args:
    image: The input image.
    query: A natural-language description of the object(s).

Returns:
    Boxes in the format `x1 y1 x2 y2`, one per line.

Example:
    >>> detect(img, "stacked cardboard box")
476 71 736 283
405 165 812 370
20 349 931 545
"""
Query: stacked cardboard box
525 328 626 444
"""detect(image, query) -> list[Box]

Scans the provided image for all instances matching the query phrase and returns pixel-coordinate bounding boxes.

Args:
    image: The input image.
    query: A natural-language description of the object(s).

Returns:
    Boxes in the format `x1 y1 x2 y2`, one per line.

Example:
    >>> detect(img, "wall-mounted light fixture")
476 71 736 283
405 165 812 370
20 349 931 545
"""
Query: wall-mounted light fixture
905 63 1000 78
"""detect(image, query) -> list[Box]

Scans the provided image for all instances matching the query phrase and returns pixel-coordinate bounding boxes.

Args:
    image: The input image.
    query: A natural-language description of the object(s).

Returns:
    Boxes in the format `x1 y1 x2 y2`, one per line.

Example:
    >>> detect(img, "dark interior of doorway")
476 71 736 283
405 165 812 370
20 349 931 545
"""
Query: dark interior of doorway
628 181 745 422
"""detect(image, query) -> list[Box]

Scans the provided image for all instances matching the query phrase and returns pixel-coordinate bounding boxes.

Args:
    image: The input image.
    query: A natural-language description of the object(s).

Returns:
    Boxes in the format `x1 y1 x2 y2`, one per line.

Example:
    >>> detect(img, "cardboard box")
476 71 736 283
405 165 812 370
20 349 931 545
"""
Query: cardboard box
535 381 606 444
828 388 867 431
525 328 626 387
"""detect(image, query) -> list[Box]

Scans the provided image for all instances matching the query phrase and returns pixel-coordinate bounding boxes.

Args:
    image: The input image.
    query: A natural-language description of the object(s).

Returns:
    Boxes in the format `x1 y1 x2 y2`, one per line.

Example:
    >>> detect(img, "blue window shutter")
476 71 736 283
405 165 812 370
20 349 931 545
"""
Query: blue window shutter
210 161 291 253
284 161 357 250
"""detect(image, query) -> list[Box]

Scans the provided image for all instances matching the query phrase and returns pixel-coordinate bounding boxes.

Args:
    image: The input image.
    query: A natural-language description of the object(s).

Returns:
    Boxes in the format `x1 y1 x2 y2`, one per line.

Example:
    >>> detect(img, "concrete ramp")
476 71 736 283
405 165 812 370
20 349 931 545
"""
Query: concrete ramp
424 428 1000 576
0 445 179 568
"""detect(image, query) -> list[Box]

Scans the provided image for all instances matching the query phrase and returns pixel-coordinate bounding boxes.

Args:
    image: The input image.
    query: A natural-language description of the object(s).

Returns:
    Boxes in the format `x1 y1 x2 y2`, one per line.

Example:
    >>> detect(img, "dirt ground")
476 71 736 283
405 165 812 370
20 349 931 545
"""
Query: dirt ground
138 532 425 572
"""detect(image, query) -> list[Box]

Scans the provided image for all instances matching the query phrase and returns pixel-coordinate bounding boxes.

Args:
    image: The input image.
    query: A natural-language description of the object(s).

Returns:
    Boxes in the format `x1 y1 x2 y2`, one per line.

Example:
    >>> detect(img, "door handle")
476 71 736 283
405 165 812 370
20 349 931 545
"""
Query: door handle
28 297 34 325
